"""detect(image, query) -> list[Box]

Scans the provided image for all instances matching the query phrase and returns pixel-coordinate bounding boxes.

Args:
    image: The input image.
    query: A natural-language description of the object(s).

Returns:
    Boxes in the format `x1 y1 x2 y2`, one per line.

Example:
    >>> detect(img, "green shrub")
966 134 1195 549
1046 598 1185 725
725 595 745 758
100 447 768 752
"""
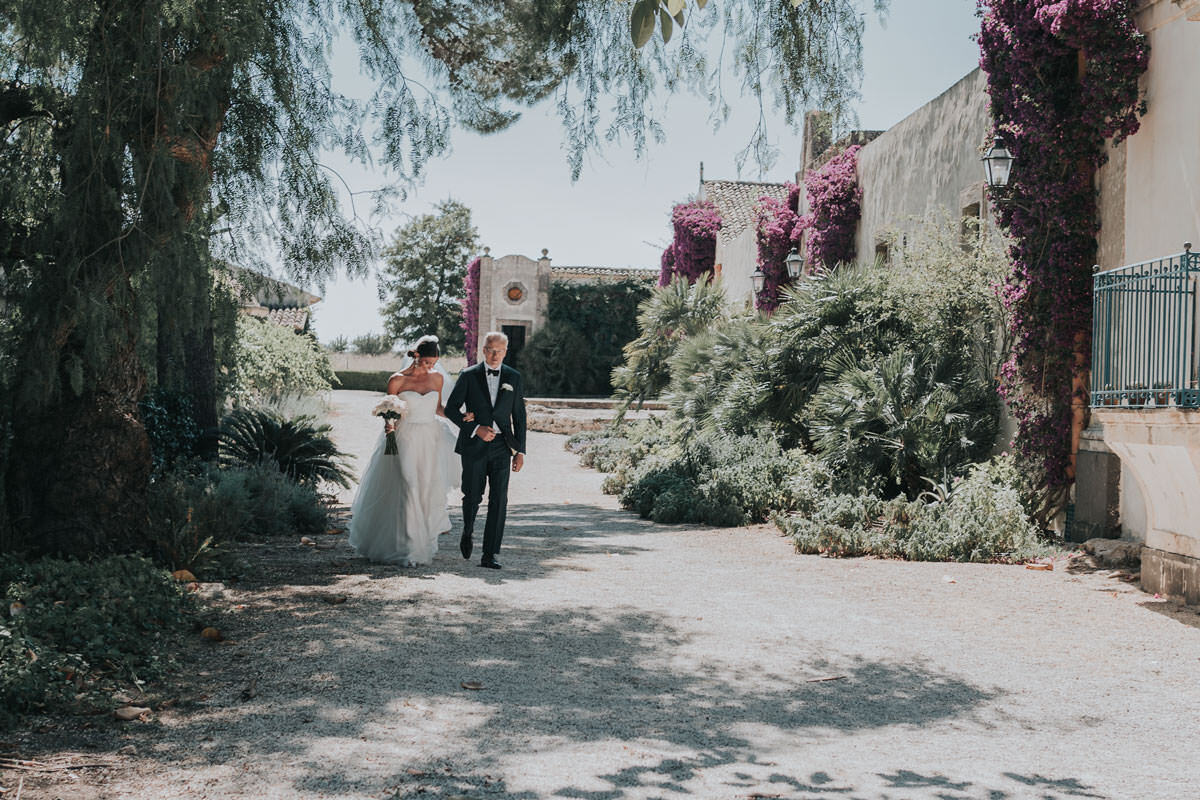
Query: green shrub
615 432 811 527
220 407 355 488
808 344 998 500
139 387 203 473
146 465 247 574
611 276 727 415
146 462 329 574
779 492 896 557
215 464 329 539
567 420 672 495
333 370 395 392
900 457 1044 562
0 556 193 721
226 316 336 407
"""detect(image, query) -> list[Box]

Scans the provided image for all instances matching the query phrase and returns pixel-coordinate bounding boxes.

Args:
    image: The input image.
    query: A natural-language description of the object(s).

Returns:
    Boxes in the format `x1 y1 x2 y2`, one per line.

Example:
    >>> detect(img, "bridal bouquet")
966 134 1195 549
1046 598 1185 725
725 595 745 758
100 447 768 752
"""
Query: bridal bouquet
372 395 408 455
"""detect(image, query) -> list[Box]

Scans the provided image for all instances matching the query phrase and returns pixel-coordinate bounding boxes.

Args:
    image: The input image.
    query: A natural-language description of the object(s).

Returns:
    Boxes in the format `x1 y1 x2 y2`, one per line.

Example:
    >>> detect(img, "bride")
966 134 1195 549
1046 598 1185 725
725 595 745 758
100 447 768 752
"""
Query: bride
349 335 464 566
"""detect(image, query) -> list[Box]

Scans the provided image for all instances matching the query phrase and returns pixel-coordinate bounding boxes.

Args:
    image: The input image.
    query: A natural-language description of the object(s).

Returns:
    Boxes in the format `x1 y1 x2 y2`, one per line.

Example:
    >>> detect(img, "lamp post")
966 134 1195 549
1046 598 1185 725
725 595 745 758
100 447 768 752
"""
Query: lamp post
785 247 804 280
750 267 766 296
981 135 1014 189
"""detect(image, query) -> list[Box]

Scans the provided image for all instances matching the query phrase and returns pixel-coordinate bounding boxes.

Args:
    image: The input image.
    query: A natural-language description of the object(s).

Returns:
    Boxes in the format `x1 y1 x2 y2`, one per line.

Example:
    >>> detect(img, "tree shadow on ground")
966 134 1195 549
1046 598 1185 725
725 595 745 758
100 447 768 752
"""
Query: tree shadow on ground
227 501 664 591
9 495 1106 799
40 595 1003 797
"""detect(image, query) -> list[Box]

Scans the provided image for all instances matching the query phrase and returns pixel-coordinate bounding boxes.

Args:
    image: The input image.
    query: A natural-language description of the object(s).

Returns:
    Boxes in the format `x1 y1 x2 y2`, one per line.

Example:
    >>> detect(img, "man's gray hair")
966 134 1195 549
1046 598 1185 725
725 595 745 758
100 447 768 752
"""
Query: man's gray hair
483 331 509 347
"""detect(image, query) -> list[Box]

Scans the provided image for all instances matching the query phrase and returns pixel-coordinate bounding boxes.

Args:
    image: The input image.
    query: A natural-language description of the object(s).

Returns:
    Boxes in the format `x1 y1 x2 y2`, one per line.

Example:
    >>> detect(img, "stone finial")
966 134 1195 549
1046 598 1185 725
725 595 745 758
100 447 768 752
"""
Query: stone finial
541 248 549 258
483 246 490 255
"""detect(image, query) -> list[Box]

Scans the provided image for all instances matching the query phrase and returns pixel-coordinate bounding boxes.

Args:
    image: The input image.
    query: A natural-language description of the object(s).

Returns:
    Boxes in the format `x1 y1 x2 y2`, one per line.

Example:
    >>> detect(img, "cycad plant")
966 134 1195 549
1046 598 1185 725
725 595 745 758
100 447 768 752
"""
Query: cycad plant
667 314 770 441
219 408 355 489
809 344 998 500
611 276 727 417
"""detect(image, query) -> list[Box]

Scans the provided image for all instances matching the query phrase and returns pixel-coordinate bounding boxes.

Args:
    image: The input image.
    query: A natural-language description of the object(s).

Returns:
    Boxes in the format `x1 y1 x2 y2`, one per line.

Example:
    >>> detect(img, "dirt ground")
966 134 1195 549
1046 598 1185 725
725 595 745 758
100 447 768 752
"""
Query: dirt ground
4 390 1200 800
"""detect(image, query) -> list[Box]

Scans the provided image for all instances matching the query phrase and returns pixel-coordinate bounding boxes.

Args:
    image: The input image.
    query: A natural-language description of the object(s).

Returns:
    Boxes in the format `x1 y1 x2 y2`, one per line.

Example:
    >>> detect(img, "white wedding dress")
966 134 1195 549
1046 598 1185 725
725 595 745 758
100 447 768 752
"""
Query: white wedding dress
349 390 459 565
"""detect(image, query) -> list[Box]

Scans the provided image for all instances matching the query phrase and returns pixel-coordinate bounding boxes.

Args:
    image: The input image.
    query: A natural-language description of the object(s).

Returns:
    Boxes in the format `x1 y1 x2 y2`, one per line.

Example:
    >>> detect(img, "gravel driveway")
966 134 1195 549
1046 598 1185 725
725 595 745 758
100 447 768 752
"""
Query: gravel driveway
8 389 1200 800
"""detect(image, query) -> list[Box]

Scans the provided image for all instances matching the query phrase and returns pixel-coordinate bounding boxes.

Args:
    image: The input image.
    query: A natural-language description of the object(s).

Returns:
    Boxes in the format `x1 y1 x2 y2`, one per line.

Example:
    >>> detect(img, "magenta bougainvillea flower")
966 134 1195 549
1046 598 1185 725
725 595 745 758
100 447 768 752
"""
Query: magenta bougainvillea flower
658 200 722 286
459 256 482 365
979 0 1148 488
753 183 806 312
804 144 861 271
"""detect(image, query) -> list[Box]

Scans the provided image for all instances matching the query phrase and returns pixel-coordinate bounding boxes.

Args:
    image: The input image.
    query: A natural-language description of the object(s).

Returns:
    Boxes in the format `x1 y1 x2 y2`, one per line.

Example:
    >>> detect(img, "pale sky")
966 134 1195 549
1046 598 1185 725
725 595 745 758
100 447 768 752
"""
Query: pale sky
309 1 984 343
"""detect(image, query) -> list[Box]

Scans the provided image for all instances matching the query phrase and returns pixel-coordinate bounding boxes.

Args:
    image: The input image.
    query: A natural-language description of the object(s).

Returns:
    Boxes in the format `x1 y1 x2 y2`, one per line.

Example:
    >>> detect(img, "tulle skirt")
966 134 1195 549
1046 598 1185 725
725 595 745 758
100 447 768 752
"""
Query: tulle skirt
348 416 459 565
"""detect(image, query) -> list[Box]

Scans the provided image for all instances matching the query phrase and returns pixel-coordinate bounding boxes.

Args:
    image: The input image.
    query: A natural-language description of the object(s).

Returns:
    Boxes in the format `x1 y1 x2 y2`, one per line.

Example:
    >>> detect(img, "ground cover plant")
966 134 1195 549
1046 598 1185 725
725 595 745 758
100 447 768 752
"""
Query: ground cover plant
0 555 196 724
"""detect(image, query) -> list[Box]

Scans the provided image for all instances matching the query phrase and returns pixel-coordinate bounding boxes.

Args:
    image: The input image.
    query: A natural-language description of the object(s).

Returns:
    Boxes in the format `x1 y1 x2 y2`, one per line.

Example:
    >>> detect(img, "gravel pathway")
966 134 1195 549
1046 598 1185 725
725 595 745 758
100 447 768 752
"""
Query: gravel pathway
8 390 1200 800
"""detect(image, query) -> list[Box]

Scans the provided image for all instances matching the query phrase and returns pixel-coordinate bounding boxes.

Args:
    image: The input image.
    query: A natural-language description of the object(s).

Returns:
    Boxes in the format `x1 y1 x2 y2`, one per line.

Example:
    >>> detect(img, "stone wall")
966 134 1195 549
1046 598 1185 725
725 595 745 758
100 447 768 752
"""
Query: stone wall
850 68 991 263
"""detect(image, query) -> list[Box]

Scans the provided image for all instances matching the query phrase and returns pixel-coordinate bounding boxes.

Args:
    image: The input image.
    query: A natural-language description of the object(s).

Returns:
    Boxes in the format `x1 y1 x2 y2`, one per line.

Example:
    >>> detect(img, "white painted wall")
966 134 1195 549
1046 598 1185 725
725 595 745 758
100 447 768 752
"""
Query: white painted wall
1120 2 1200 265
717 227 761 309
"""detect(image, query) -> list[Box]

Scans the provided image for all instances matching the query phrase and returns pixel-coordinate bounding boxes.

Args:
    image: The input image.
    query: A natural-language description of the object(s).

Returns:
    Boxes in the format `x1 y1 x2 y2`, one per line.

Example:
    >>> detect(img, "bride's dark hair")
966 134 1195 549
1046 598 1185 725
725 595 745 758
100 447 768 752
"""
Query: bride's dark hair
408 335 439 359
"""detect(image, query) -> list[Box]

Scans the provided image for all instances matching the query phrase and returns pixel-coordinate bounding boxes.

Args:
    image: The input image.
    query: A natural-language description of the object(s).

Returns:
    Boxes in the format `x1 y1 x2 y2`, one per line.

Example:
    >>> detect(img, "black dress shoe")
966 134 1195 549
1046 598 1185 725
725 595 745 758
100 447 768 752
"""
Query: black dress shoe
479 555 501 569
459 531 473 560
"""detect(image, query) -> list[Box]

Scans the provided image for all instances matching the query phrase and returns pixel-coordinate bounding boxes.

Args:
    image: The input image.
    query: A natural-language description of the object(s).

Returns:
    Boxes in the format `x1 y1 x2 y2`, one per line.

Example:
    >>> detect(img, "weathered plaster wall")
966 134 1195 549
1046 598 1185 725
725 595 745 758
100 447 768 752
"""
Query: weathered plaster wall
853 69 992 262
1096 138 1127 271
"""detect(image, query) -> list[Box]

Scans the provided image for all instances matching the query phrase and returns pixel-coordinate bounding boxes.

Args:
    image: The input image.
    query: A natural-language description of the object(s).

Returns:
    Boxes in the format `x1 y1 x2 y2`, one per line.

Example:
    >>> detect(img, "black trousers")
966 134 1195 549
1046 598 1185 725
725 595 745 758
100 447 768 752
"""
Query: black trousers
461 438 512 557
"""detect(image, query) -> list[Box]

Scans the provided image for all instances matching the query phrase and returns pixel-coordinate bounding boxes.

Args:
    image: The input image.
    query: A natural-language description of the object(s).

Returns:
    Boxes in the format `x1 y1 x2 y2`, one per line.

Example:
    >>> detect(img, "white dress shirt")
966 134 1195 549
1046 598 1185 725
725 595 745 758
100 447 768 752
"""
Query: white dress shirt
485 365 500 405
474 364 503 440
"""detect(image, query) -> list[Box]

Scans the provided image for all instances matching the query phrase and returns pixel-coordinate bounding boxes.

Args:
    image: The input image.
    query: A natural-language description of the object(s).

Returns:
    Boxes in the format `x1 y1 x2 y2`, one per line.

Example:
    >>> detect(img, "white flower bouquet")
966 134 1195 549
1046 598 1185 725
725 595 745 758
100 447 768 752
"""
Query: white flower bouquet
372 395 408 455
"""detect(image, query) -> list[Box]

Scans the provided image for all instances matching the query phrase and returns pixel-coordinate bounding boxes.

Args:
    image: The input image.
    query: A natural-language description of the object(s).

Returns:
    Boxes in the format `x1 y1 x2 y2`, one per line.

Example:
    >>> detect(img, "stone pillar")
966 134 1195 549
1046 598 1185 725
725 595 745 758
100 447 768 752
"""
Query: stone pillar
476 250 495 363
536 249 552 334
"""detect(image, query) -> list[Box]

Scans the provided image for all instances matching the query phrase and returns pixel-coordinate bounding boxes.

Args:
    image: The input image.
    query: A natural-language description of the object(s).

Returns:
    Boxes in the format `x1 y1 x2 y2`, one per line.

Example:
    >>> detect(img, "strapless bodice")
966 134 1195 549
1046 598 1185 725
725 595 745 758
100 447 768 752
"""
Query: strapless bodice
397 390 439 424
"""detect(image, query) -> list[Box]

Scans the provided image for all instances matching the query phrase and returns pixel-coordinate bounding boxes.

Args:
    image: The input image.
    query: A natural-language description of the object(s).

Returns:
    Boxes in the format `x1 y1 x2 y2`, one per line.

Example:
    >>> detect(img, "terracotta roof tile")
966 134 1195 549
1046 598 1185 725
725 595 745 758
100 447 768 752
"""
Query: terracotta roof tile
265 307 310 330
700 180 789 243
551 266 658 281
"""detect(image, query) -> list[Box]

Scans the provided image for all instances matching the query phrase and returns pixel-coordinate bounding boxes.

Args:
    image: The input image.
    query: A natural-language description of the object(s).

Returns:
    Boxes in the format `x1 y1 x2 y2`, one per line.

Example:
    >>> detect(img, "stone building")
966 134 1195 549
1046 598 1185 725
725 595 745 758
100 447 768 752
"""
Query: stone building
472 248 656 364
697 176 789 306
226 265 321 332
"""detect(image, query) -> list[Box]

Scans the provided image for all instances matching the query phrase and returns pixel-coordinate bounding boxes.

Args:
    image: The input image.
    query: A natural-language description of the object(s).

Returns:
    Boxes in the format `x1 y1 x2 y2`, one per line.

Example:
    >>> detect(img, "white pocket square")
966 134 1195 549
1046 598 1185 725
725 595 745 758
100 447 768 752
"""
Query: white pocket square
501 383 513 392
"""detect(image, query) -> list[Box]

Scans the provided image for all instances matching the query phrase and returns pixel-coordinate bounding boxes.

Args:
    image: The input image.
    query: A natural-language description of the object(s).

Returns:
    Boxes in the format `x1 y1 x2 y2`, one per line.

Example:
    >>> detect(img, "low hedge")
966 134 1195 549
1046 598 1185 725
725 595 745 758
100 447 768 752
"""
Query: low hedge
333 370 395 392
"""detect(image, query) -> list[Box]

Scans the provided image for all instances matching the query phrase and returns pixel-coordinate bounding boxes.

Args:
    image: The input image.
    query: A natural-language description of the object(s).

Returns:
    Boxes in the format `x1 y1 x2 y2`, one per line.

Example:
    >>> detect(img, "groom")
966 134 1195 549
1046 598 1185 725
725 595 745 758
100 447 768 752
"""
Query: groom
445 331 527 569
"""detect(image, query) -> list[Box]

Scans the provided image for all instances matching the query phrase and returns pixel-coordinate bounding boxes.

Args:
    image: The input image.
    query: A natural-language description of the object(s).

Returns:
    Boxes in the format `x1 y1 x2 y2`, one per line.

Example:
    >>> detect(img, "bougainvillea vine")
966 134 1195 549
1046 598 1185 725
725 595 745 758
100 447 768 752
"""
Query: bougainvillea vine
459 255 482 365
979 0 1148 493
804 144 861 269
658 200 722 286
754 183 806 312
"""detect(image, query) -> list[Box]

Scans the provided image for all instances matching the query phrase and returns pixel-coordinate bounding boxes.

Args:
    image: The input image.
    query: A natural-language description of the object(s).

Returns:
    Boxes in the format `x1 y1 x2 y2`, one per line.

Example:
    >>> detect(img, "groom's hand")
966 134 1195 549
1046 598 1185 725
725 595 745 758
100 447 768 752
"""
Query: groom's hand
512 453 524 473
474 426 496 442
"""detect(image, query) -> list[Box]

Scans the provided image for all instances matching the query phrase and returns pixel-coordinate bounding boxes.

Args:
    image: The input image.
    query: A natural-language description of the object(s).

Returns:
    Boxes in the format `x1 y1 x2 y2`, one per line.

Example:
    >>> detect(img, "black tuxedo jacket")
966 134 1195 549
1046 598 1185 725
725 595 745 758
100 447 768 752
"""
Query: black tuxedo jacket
445 362 527 457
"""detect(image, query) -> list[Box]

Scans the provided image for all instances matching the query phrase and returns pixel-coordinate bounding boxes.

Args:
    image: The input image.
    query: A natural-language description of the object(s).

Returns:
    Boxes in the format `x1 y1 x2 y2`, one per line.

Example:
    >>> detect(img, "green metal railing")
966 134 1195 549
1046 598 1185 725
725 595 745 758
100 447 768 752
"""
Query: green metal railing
1091 243 1200 409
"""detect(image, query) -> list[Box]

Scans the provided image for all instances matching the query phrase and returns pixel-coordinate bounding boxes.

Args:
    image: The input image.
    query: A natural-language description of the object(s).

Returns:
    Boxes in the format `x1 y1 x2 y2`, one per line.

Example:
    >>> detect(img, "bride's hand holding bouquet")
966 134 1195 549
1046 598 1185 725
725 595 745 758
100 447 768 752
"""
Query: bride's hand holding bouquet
372 395 409 455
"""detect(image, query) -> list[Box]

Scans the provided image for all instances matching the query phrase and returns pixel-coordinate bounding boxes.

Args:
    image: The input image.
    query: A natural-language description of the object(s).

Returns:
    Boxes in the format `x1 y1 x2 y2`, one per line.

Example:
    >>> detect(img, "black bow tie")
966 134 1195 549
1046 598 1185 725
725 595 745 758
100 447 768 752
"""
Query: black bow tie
486 368 500 377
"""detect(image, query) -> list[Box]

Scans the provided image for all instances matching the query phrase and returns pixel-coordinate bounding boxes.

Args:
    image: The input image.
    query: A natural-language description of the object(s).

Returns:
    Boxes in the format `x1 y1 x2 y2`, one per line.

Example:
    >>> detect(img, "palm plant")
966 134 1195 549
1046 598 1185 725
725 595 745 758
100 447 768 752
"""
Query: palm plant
809 344 998 500
667 314 770 441
219 408 356 489
611 276 727 418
